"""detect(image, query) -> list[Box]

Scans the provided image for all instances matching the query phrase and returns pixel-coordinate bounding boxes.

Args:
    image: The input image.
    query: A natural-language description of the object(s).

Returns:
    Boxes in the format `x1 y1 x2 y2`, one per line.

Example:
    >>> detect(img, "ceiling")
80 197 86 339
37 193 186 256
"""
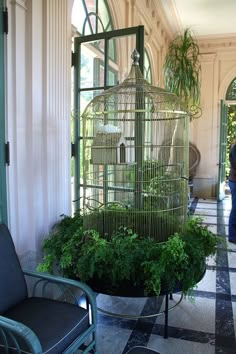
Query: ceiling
160 0 236 38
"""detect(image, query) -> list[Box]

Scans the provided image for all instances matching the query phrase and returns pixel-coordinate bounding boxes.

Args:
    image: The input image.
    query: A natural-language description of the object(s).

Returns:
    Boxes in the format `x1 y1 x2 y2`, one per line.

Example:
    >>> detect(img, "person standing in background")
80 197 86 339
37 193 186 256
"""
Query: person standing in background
228 139 236 244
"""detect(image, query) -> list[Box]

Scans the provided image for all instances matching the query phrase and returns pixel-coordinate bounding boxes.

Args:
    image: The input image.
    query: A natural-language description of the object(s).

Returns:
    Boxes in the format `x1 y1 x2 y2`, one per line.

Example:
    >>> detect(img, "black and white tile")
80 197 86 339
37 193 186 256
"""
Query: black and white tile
95 197 236 354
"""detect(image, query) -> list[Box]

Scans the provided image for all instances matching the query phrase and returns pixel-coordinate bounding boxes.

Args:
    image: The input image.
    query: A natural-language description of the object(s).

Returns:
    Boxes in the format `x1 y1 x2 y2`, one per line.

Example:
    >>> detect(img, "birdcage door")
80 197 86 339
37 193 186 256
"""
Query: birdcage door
0 1 7 224
217 100 228 201
72 26 144 209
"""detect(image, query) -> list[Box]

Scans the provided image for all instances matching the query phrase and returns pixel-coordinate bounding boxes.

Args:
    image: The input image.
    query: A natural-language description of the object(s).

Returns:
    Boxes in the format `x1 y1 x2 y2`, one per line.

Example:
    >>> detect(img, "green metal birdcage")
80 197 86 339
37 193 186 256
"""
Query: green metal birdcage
81 50 189 242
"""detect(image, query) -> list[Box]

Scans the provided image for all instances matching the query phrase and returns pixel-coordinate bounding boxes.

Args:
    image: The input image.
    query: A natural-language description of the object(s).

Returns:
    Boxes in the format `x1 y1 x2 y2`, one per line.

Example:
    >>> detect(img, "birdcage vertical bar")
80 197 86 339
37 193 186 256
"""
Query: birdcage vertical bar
184 113 190 220
103 37 109 205
134 95 144 209
73 40 81 210
134 27 144 210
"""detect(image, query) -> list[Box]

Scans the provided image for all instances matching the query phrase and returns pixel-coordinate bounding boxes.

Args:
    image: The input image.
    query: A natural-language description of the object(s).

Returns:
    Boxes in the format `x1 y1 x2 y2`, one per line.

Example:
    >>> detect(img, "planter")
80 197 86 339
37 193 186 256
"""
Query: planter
85 264 206 298
37 215 221 300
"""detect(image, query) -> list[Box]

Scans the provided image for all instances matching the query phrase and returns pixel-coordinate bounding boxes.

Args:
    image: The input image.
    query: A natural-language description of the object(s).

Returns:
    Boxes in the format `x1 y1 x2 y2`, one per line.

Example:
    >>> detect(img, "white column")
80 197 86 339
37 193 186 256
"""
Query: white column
6 0 72 268
191 53 217 197
6 0 29 252
42 0 71 230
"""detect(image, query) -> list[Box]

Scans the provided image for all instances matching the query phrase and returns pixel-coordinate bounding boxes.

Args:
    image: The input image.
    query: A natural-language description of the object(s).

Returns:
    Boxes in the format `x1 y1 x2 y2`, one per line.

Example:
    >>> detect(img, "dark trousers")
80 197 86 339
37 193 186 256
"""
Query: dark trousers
229 180 236 241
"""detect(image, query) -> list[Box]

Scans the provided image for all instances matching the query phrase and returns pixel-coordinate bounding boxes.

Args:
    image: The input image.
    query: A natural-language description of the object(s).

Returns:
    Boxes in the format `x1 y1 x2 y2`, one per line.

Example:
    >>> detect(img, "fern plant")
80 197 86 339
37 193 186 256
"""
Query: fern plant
163 28 201 120
37 214 222 297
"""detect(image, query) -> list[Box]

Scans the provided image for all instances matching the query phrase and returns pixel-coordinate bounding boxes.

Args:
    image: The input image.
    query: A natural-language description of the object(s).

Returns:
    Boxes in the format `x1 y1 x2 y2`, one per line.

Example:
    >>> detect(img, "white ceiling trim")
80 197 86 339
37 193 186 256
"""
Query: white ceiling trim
159 0 236 38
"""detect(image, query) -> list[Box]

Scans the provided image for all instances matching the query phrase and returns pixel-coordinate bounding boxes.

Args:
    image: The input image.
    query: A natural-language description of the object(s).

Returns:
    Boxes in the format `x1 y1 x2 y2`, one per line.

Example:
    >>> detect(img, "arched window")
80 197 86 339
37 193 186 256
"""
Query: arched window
71 0 116 117
144 50 152 83
226 78 236 100
72 0 113 35
71 1 152 82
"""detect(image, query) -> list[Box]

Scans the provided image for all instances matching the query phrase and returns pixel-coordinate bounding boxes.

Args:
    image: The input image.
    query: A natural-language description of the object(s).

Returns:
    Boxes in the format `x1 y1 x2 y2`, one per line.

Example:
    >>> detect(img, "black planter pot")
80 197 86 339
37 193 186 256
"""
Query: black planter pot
87 278 147 297
85 266 206 297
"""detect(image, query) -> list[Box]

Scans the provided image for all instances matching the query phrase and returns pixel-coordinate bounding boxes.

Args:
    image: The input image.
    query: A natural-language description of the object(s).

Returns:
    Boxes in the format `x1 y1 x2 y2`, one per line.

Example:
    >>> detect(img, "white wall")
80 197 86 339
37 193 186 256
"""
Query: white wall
190 37 236 197
6 0 72 268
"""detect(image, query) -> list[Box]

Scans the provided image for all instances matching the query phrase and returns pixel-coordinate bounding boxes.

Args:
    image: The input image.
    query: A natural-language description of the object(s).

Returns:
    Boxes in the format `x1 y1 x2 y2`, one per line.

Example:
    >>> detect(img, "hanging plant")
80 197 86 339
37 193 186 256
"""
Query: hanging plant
163 28 201 120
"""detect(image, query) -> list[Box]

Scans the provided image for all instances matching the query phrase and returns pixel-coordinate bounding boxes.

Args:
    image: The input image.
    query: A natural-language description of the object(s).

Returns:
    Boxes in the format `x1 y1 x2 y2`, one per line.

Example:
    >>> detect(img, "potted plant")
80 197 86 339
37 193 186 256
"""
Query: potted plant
37 213 222 297
163 28 201 120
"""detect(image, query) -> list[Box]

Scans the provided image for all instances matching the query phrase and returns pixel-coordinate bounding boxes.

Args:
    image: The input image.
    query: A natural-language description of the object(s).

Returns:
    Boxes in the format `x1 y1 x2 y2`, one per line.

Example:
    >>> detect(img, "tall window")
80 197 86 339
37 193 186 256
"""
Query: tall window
144 50 152 84
71 0 116 114
226 78 236 100
71 1 151 209
72 0 113 35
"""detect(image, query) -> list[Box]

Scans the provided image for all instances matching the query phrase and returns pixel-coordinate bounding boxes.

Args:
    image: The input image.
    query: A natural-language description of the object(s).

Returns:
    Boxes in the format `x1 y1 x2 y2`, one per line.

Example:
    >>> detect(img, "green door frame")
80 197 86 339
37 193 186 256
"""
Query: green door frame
72 25 144 209
217 99 228 201
0 1 7 223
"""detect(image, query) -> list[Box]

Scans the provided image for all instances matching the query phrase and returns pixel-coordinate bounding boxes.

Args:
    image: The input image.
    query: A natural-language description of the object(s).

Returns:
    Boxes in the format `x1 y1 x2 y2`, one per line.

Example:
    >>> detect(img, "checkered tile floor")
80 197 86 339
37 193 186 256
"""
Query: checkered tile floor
95 197 236 354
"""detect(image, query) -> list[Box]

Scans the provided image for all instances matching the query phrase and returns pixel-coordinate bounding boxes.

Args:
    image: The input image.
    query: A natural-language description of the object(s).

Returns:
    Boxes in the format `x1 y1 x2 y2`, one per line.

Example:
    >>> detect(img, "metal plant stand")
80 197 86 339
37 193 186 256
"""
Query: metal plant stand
96 292 184 339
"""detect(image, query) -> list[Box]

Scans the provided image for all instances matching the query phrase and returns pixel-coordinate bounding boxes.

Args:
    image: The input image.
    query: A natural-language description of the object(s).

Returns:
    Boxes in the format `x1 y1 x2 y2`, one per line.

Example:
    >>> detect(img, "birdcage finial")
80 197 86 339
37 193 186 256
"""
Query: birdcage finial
131 49 140 66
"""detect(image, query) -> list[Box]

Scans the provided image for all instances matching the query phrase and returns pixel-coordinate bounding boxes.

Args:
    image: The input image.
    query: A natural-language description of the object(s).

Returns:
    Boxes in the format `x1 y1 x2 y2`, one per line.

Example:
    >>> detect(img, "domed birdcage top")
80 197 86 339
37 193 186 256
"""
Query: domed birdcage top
81 50 189 243
82 49 187 121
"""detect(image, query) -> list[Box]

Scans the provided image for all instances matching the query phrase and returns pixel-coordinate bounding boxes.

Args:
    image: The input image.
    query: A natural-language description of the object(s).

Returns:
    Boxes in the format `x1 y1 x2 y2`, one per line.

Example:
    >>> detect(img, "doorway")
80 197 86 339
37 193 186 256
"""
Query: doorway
72 26 144 211
225 105 236 195
218 75 236 201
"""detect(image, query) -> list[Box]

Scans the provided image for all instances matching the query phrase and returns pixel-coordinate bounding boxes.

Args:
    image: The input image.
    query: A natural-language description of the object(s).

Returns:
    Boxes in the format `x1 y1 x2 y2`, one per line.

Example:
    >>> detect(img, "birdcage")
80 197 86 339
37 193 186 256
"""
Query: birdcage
81 50 189 242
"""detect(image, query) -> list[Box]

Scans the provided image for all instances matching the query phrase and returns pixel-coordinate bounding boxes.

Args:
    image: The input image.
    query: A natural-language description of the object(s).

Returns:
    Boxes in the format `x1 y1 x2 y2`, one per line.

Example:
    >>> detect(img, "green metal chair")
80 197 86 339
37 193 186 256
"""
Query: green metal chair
125 346 161 353
0 224 97 353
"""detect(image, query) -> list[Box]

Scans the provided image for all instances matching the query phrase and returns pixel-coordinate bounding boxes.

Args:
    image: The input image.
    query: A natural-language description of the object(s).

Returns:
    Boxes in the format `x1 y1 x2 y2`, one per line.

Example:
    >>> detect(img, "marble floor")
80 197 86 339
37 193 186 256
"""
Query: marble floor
93 197 236 354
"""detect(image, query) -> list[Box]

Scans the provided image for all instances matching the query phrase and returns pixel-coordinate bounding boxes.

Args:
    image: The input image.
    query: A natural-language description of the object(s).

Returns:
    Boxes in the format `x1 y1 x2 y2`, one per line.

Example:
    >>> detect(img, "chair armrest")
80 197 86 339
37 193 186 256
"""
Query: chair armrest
22 269 97 322
0 315 42 354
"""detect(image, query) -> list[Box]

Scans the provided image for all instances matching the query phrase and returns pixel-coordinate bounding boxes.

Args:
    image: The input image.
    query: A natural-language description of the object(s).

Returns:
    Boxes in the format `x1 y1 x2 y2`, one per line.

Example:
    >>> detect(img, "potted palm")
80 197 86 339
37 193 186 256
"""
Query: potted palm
163 28 201 120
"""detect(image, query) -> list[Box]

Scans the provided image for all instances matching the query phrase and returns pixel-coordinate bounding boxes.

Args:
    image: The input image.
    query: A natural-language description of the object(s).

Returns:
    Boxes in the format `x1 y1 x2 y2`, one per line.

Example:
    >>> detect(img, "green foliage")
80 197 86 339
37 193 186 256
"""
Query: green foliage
119 160 185 211
37 213 222 297
37 210 84 278
226 106 236 178
143 234 188 295
75 227 159 294
163 28 201 119
182 216 221 257
83 206 180 242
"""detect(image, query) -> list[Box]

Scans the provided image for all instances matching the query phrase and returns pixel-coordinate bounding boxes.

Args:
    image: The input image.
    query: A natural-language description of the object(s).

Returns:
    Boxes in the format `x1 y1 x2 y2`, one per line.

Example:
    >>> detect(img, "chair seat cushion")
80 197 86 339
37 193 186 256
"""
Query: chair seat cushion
4 297 89 353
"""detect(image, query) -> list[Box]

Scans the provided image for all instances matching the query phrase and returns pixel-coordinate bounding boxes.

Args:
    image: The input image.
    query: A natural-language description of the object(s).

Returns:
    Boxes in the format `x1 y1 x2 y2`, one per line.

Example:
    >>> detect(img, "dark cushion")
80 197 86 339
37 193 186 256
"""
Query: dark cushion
4 297 89 353
0 224 27 313
126 346 161 354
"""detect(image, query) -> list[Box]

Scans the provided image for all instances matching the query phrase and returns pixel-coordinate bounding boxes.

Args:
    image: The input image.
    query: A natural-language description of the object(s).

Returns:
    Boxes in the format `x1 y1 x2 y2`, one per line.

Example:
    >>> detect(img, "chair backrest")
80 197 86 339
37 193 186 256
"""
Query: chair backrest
0 224 28 314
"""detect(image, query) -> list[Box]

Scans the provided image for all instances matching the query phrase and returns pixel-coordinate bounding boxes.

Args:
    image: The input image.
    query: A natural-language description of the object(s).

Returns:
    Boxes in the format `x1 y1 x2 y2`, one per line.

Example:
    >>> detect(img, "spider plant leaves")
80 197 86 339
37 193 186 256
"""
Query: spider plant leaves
163 28 201 119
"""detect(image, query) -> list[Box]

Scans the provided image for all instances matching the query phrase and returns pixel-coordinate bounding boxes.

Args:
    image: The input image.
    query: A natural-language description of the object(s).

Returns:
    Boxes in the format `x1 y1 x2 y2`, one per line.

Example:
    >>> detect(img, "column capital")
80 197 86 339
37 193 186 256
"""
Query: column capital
200 53 217 62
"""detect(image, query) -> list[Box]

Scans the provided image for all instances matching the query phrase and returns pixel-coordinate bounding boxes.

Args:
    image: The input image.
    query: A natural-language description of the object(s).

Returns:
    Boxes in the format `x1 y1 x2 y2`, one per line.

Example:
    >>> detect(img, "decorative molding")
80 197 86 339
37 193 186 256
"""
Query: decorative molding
198 36 236 51
200 53 217 62
131 0 137 9
158 0 181 36
145 29 153 43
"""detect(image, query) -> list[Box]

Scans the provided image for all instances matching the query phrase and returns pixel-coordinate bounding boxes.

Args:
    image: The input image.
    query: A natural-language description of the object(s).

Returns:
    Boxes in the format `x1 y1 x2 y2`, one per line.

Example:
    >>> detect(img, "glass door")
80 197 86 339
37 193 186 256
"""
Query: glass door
217 99 228 201
72 25 144 209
